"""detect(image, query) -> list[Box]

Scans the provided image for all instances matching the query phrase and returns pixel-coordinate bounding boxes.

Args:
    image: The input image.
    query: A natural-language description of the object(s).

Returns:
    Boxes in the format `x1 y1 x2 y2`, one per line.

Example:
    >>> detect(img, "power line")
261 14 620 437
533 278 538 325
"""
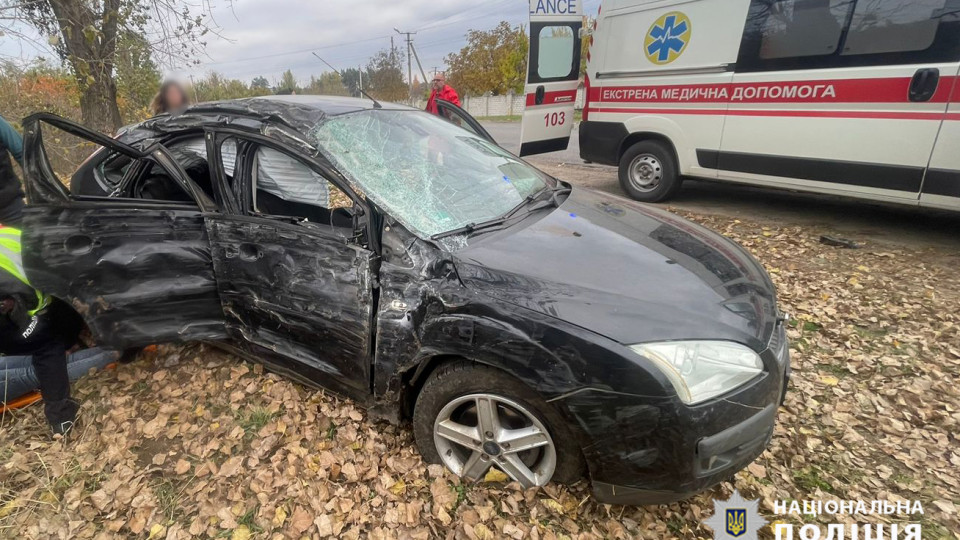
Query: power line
203 35 391 66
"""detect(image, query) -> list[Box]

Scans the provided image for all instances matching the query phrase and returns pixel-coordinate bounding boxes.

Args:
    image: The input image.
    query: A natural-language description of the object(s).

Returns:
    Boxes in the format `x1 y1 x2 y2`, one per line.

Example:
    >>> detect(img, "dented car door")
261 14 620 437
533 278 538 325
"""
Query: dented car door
19 113 228 349
204 134 375 399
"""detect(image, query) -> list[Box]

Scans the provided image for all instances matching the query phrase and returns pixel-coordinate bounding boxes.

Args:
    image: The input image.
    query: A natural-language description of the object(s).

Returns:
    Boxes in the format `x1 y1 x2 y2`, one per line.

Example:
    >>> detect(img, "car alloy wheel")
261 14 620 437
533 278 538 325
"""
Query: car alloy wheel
433 393 557 488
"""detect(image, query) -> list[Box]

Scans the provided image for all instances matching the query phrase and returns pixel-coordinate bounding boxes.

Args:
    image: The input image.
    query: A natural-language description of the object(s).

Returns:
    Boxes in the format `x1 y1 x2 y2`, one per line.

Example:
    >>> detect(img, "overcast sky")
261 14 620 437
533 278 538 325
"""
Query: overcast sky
1 0 601 86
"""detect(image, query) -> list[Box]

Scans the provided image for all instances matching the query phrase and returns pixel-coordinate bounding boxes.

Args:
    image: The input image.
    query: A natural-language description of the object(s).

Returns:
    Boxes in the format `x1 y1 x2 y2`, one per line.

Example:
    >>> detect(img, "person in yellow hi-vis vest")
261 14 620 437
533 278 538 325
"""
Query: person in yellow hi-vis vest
0 224 85 434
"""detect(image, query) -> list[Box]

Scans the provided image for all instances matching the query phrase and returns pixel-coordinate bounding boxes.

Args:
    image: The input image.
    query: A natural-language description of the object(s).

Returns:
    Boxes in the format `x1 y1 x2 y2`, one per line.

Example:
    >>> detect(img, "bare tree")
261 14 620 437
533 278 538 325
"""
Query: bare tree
1 0 226 132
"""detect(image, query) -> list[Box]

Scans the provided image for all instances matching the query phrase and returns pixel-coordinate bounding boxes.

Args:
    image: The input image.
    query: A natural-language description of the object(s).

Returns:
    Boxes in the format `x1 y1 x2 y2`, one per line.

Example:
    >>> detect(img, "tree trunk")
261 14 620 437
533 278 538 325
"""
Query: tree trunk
46 0 123 133
79 70 123 134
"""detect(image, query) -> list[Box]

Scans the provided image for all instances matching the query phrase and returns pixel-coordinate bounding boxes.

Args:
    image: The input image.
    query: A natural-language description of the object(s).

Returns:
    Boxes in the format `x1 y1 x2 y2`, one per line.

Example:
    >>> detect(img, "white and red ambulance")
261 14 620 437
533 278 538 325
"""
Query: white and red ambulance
521 0 960 211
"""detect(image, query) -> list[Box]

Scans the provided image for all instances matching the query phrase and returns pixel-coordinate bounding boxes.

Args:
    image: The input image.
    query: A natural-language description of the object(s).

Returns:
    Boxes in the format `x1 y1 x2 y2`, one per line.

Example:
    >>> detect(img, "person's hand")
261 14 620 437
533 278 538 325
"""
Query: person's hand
1 295 32 332
0 297 14 315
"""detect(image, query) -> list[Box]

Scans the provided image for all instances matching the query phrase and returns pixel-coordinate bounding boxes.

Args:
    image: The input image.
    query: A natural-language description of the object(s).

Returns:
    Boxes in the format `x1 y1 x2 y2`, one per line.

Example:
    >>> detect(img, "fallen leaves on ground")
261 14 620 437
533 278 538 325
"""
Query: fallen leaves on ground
1 207 959 539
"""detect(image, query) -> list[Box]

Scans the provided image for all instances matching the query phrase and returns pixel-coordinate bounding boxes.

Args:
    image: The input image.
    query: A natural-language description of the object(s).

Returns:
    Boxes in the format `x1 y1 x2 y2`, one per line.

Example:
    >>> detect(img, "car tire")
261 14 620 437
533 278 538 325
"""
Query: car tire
413 361 585 487
618 140 681 202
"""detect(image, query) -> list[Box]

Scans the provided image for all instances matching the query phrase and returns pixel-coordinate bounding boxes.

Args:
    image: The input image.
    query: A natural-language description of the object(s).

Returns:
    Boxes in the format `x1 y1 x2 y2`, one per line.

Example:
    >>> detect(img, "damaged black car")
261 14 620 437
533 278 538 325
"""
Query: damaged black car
19 96 789 505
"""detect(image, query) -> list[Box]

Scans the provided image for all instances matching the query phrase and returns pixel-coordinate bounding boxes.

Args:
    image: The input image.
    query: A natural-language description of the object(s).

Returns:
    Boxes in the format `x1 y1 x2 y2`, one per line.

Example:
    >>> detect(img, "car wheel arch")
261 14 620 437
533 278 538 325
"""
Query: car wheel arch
618 131 680 171
398 352 580 424
400 354 593 472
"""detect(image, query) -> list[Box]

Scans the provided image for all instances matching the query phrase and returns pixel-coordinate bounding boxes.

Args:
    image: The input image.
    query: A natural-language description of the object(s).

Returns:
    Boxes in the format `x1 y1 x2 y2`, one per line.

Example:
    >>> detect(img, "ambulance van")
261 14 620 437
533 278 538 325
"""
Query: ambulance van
520 0 960 211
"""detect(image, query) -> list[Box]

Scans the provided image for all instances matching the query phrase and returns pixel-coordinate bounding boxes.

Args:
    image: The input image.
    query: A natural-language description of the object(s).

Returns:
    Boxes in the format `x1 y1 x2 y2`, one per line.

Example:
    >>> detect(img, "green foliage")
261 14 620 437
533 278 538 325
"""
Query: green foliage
114 31 161 122
305 72 349 97
276 69 299 94
250 76 270 91
339 68 363 97
446 21 529 96
192 72 271 102
9 0 217 131
364 46 408 102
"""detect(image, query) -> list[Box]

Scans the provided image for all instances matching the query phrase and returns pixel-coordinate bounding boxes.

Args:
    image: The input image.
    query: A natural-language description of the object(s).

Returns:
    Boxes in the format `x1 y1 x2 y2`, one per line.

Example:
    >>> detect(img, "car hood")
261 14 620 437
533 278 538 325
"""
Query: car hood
452 188 778 351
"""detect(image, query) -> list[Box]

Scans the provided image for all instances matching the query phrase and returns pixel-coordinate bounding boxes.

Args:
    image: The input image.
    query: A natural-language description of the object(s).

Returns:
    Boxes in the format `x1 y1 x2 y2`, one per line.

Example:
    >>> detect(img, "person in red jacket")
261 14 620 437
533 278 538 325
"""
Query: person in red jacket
425 73 460 115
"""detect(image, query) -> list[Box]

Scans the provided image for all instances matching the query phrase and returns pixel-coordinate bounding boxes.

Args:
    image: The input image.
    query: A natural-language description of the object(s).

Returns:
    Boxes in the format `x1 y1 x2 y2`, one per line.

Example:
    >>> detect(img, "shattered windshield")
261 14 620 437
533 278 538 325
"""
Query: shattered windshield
310 110 551 240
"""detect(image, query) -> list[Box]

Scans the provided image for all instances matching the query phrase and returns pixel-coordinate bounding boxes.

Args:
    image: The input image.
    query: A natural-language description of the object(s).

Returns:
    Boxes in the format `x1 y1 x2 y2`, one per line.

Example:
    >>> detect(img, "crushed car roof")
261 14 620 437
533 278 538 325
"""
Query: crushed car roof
120 95 417 146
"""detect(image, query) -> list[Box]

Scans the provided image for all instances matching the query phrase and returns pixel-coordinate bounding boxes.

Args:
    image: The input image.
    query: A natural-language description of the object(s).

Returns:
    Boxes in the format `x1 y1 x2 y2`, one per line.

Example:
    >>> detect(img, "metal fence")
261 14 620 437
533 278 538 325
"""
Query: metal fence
411 85 585 118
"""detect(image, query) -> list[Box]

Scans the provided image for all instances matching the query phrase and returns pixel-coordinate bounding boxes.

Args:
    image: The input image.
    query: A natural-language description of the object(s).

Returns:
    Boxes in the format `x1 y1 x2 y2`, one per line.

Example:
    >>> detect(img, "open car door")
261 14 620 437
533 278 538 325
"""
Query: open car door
435 99 497 144
19 113 227 349
519 0 582 157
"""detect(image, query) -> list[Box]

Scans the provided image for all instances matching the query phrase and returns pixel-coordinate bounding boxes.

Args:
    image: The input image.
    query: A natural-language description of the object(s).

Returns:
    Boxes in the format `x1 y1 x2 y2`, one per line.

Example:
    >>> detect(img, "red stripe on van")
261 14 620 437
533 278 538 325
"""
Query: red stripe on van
526 89 578 107
586 106 960 121
588 76 957 105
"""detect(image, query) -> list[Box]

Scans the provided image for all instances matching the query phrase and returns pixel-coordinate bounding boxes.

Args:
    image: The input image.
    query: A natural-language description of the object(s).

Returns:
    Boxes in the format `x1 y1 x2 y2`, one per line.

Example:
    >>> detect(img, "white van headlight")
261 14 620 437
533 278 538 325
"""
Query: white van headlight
630 341 763 405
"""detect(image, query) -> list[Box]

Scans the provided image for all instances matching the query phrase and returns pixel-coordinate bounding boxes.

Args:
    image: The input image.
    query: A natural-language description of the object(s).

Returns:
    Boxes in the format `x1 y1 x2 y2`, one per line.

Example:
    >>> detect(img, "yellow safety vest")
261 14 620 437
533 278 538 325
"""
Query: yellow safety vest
0 225 50 316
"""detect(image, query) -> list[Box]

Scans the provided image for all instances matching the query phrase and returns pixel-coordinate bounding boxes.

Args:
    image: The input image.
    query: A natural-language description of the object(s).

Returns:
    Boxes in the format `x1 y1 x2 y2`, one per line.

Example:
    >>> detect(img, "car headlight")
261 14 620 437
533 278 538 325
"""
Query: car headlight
630 341 763 405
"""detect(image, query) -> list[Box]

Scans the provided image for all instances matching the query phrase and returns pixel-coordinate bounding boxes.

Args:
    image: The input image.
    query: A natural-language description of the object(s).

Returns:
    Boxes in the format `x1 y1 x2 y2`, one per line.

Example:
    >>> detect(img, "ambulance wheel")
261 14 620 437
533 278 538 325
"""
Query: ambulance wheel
618 141 680 203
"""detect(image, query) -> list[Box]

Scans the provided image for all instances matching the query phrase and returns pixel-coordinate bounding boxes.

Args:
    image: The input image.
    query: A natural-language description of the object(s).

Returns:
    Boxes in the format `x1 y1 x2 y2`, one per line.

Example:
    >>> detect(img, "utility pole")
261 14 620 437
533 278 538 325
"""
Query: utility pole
394 28 417 100
408 40 429 86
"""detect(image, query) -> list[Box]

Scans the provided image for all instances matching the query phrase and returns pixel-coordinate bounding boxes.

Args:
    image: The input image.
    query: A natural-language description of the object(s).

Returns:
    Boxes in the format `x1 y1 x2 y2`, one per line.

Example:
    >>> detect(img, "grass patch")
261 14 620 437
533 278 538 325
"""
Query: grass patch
451 482 469 513
237 505 264 534
793 467 835 494
666 515 685 535
236 407 276 438
153 478 184 524
802 321 823 332
852 325 888 339
819 363 850 377
474 114 522 122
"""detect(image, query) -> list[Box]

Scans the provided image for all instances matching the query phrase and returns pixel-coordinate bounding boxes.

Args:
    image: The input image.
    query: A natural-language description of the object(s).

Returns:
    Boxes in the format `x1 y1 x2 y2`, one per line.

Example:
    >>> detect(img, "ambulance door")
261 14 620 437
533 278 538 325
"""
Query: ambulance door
520 0 583 157
921 65 960 211
719 0 960 205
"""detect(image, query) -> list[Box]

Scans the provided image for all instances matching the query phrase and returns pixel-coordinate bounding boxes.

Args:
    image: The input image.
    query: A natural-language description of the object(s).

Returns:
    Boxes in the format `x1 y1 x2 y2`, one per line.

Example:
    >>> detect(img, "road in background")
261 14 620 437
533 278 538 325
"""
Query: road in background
478 120 960 251
481 120 583 165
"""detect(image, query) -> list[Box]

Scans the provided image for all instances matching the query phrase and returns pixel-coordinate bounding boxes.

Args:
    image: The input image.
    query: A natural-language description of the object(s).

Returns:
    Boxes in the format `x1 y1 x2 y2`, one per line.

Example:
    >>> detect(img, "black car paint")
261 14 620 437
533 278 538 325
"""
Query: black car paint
454 188 777 352
19 97 786 504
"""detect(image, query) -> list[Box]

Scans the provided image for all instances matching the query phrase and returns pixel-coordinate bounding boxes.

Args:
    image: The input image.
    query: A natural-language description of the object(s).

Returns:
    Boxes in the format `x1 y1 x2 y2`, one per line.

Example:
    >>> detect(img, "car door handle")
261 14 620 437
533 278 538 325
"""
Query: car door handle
64 235 96 255
535 85 546 106
238 243 262 262
909 68 940 102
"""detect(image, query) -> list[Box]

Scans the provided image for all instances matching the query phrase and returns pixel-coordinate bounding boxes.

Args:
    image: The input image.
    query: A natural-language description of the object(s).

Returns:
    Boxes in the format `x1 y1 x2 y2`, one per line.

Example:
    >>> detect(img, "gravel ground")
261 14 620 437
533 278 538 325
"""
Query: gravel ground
1 171 959 539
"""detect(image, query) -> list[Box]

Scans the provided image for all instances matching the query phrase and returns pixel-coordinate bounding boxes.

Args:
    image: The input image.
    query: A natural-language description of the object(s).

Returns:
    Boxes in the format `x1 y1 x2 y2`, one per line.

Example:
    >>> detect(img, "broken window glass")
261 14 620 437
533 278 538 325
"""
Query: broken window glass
309 110 550 243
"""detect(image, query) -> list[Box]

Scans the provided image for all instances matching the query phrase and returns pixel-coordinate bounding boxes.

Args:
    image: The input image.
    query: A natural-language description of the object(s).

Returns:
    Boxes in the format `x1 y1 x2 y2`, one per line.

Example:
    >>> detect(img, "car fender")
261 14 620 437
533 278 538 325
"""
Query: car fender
619 114 692 173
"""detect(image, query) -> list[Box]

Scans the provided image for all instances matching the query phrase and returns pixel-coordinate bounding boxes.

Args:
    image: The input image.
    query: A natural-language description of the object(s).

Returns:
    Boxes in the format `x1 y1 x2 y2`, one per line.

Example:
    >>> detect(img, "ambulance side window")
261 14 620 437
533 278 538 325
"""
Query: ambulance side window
528 21 582 84
757 0 853 60
737 0 960 71
537 26 576 78
842 0 946 56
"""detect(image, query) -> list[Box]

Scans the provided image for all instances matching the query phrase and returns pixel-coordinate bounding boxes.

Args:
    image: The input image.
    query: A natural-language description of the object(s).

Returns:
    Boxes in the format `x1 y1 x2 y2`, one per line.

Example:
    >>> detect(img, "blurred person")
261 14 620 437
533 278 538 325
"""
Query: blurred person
425 73 460 115
150 80 192 116
0 115 24 226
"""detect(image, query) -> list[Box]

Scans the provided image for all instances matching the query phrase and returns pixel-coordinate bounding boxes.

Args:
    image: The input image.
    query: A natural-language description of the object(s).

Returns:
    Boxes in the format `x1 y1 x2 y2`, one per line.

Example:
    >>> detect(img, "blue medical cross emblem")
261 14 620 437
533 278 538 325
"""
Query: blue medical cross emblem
725 508 747 537
647 14 689 62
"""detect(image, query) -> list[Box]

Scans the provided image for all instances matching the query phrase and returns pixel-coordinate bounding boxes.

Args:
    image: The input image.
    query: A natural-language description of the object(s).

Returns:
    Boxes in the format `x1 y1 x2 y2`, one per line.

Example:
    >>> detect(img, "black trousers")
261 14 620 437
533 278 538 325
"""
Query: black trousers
1 316 71 405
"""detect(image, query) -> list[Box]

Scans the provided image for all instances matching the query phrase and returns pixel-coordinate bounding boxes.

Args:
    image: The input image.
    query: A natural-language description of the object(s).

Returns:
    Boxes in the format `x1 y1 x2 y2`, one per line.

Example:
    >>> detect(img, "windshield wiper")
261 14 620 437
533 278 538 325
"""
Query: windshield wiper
431 215 514 240
430 185 572 241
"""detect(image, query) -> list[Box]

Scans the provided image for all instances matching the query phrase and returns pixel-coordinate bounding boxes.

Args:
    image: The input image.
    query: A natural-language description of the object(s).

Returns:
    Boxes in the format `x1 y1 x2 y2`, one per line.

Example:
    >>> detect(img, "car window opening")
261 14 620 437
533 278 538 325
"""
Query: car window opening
251 145 354 229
